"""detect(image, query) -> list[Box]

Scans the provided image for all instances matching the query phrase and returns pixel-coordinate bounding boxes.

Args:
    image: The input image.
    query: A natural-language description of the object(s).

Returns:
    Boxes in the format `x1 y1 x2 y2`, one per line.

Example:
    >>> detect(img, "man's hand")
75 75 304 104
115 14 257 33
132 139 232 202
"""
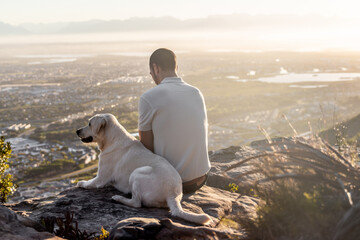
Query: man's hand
139 130 154 153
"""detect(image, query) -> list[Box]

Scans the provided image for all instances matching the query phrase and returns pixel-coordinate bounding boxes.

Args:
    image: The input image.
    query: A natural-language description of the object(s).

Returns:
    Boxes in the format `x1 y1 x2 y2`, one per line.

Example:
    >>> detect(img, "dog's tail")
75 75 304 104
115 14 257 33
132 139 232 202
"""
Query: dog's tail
166 195 212 225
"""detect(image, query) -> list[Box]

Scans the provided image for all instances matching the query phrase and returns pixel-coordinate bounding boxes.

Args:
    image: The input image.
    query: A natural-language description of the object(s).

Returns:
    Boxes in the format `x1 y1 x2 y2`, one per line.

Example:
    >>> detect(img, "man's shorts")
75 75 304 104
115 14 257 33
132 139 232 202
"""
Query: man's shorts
182 173 208 194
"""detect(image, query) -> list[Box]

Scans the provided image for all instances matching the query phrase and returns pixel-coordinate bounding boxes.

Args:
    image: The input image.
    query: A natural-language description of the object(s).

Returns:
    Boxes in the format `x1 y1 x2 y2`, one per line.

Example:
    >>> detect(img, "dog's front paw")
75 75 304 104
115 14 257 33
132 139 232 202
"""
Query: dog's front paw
76 180 88 188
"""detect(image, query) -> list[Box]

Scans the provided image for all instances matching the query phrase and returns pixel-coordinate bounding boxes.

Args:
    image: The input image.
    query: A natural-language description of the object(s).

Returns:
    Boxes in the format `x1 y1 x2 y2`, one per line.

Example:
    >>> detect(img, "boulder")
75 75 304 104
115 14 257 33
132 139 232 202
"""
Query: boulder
109 217 239 240
6 185 259 239
2 144 265 239
207 145 263 190
0 204 62 240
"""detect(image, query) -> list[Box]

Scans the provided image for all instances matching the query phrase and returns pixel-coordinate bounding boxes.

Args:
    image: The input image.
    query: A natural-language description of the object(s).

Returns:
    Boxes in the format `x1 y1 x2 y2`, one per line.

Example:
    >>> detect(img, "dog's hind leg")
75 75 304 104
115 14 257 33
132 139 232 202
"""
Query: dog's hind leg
112 166 153 208
112 185 141 208
112 194 141 208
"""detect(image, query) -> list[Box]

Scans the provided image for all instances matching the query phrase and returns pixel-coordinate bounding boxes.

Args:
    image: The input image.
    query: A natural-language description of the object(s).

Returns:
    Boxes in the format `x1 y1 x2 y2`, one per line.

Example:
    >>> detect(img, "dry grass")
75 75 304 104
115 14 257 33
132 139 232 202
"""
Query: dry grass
224 137 360 240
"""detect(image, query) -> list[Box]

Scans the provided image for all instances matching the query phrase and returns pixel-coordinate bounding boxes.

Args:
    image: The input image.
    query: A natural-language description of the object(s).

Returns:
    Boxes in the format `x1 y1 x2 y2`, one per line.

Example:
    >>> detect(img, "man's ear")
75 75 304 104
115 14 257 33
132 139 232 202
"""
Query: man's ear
153 63 160 75
95 117 106 134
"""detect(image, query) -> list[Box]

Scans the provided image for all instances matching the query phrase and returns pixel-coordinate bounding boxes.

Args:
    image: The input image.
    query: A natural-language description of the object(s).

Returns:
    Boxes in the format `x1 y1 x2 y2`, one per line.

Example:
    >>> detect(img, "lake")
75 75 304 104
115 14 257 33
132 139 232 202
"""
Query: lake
256 72 360 84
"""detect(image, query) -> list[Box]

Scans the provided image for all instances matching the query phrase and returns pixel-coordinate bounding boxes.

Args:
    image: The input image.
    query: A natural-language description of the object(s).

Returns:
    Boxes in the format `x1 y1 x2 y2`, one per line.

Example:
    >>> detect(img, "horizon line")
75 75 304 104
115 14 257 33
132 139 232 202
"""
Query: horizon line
2 12 359 26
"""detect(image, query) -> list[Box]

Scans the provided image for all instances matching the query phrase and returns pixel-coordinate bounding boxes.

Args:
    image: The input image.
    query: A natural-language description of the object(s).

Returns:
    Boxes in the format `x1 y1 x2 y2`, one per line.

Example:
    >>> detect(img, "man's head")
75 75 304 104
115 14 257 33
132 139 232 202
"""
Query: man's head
149 48 178 84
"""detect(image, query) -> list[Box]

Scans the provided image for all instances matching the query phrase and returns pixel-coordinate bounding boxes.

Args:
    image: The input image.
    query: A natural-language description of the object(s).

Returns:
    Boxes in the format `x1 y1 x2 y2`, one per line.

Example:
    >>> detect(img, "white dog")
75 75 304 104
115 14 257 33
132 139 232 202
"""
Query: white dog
76 113 212 225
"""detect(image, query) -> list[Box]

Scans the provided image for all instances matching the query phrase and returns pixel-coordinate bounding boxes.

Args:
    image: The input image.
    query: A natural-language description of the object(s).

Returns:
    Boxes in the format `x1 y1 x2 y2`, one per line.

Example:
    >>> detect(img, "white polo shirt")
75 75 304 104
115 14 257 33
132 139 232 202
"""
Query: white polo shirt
138 77 211 182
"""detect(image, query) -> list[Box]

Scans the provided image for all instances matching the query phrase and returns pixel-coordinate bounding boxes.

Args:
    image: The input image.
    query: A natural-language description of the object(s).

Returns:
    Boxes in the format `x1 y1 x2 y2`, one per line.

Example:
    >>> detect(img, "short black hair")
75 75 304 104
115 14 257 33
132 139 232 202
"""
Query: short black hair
149 48 177 72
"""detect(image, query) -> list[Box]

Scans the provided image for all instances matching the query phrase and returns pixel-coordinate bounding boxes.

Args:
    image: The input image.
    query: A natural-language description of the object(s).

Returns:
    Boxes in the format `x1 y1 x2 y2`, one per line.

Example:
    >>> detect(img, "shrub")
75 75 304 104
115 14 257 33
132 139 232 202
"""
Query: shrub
41 211 96 240
0 136 16 203
41 211 109 240
225 137 360 240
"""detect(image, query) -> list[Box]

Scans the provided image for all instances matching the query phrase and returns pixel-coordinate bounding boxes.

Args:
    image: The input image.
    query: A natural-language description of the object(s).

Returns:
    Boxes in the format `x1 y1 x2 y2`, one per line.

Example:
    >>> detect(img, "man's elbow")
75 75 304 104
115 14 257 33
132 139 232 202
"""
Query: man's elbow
141 139 154 153
139 130 154 153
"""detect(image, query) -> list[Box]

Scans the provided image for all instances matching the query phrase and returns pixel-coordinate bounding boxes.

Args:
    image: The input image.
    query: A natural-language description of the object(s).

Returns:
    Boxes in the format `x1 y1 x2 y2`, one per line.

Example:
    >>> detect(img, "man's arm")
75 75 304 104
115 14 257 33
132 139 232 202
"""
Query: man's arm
139 130 154 153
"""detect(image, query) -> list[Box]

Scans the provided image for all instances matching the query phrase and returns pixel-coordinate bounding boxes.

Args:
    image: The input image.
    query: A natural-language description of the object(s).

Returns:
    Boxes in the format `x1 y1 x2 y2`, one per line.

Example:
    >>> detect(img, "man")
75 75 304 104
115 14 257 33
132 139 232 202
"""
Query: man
138 48 211 194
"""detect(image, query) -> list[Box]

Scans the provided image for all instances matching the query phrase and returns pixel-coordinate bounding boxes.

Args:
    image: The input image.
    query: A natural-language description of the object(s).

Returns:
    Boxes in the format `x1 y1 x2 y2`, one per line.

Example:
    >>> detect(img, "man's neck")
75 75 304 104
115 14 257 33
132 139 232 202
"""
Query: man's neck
157 72 178 85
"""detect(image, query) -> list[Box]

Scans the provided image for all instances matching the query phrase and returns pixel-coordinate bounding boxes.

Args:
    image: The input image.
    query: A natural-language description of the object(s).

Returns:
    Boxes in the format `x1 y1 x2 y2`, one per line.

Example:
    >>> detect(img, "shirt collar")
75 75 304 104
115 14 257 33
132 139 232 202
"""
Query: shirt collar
160 77 184 84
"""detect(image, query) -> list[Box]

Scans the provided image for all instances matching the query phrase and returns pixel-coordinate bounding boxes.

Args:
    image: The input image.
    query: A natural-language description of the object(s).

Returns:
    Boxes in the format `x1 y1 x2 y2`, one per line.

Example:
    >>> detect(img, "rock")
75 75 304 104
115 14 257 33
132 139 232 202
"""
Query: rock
207 141 314 191
333 201 360 240
0 204 62 240
6 185 258 238
2 144 266 239
109 217 162 240
109 217 241 240
207 145 263 190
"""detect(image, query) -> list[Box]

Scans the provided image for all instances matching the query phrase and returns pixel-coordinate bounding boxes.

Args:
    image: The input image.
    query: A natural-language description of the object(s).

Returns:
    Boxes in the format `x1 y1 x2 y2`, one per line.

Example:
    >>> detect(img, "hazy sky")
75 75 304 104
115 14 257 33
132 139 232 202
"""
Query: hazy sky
1 0 359 25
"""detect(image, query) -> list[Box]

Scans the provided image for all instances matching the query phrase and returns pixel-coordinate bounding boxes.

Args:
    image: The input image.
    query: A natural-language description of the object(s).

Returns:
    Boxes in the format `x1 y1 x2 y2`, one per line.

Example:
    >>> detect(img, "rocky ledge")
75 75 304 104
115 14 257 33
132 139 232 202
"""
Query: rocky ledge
4 185 258 239
1 145 261 239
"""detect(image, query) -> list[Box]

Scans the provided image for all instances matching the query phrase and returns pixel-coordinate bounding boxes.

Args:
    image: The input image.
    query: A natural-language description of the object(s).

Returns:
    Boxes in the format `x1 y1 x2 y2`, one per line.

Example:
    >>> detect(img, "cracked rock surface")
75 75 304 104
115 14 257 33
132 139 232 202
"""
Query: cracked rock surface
2 146 260 239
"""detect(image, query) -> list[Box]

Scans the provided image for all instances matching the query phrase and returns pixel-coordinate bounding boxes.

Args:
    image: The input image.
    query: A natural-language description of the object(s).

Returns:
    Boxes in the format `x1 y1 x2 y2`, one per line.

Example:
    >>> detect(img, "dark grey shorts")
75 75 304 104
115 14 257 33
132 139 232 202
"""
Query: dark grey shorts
182 174 208 194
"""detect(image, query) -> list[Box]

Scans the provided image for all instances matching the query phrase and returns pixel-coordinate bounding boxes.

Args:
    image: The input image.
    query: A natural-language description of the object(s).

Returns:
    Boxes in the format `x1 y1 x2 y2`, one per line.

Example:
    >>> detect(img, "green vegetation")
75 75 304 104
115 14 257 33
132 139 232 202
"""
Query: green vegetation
23 158 79 180
115 111 138 133
228 183 239 193
0 136 17 203
95 227 110 240
30 105 138 144
0 102 87 122
41 211 110 240
226 137 360 240
73 168 98 183
41 211 97 240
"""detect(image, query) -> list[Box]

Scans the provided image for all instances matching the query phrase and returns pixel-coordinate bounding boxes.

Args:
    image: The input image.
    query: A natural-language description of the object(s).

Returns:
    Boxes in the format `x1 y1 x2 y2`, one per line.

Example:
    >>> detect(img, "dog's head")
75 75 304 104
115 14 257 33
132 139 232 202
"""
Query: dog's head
76 114 107 144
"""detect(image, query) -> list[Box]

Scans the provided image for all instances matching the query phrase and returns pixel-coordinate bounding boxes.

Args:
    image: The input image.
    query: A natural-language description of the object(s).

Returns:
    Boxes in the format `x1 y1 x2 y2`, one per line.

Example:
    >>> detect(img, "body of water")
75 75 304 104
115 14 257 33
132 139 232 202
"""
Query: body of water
289 84 328 89
257 72 360 83
15 54 95 65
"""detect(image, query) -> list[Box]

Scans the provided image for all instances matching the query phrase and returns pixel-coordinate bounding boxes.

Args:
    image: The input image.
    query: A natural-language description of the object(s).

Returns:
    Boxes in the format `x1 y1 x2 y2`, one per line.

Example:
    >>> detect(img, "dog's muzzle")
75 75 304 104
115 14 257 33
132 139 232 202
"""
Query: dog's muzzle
76 129 93 143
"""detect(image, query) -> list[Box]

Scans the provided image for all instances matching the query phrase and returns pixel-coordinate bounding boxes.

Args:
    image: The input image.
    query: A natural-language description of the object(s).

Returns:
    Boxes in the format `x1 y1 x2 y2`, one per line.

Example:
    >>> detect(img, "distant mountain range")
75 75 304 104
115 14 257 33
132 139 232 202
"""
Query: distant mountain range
0 14 357 35
0 22 29 35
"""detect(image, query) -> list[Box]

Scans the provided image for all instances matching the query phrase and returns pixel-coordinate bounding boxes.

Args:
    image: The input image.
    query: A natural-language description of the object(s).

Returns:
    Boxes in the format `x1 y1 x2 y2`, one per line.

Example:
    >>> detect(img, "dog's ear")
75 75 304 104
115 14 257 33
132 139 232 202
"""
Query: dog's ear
94 117 106 134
